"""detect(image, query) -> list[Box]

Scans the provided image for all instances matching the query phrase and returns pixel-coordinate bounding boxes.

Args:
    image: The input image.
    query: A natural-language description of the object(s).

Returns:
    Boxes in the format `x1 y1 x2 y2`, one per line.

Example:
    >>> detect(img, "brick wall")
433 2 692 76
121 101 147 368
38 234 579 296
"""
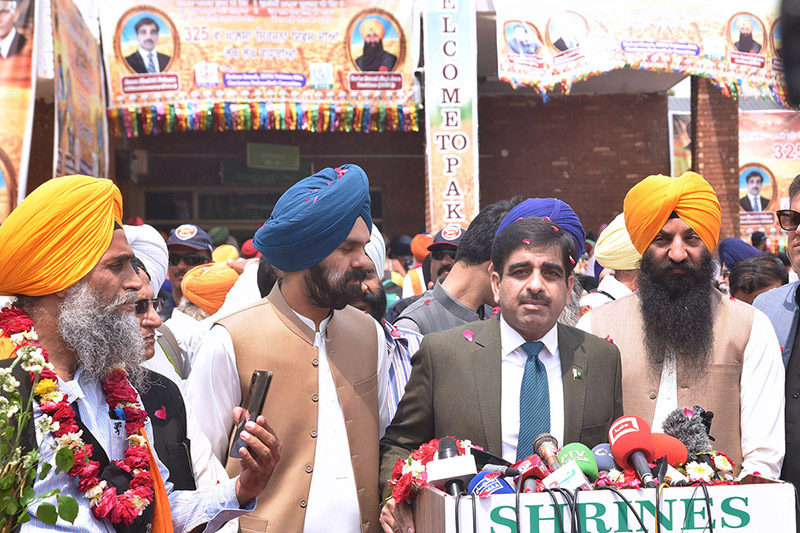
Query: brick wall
477 92 671 237
691 76 739 241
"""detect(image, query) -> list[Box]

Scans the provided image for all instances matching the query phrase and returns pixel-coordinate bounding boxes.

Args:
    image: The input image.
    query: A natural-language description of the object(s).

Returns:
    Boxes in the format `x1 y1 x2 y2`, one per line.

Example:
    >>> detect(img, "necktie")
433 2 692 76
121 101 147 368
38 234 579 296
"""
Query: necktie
751 197 759 211
147 52 157 73
517 340 549 461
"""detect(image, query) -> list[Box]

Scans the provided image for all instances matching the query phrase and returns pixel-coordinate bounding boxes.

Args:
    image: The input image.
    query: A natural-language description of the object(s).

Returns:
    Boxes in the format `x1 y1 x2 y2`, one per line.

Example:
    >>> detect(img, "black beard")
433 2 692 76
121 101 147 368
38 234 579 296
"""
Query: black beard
637 247 717 379
738 32 755 51
304 261 366 311
360 40 385 71
356 284 388 322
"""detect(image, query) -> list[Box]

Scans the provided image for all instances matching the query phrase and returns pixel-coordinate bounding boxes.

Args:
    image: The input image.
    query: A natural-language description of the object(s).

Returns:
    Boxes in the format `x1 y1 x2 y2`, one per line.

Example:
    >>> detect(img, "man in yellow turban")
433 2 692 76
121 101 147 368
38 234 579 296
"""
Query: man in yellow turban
355 17 397 71
181 262 240 316
579 212 641 311
579 172 784 480
0 175 280 531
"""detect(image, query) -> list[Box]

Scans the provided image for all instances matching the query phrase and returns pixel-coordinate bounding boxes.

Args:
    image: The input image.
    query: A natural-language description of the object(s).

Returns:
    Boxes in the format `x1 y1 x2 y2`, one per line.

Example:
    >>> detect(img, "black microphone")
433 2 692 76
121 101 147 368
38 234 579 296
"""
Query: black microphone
482 464 521 477
533 433 561 471
425 437 477 497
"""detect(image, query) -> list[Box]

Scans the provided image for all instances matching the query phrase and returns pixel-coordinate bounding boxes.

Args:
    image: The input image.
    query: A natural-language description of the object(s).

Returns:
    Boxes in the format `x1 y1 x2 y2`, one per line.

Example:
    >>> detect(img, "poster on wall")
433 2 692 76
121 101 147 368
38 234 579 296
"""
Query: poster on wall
738 111 800 252
424 0 480 232
494 0 787 103
0 0 36 222
669 111 692 176
98 0 419 137
52 0 108 178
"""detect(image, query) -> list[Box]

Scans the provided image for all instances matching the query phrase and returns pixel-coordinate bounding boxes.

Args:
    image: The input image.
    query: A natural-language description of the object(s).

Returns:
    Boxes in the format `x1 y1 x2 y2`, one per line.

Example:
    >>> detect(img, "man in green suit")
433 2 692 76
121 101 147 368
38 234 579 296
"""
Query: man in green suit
379 216 623 532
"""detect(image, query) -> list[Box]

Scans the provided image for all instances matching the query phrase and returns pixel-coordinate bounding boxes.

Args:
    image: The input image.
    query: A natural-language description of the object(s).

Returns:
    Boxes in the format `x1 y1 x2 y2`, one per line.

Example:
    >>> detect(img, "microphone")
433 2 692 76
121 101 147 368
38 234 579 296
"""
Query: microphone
513 454 550 492
542 460 592 491
425 437 477 497
467 471 515 495
608 415 657 489
482 464 521 477
591 443 618 473
652 433 688 467
660 406 713 456
533 433 561 471
470 447 513 470
557 442 599 482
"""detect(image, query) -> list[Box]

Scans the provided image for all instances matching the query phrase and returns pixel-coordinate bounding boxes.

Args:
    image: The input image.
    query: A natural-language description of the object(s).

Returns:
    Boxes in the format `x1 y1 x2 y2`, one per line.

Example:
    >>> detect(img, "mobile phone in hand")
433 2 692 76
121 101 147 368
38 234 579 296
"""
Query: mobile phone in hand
229 369 273 459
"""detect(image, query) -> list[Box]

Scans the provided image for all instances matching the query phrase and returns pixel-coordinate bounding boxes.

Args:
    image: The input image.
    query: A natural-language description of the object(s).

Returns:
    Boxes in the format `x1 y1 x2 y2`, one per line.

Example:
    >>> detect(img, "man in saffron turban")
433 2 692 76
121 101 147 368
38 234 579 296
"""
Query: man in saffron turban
355 17 397 72
0 175 281 531
578 172 784 479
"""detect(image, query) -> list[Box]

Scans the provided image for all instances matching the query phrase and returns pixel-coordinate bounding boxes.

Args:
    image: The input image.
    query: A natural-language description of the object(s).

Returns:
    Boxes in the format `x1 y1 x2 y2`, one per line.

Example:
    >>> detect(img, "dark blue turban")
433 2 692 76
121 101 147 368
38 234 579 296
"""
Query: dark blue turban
718 237 764 270
253 164 372 272
494 198 586 258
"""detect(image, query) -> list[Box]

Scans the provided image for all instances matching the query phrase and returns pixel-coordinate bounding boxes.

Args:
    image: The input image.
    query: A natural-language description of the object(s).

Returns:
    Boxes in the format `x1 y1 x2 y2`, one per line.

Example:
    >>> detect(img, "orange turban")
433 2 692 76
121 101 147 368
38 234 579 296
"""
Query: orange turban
212 244 239 263
181 262 240 315
623 172 721 255
410 233 433 263
359 18 385 40
0 175 123 296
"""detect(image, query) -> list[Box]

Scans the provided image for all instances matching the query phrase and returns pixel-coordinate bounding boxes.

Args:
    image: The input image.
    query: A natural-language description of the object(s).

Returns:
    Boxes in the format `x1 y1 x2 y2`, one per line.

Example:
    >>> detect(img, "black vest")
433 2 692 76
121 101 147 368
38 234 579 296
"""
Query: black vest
1 360 195 532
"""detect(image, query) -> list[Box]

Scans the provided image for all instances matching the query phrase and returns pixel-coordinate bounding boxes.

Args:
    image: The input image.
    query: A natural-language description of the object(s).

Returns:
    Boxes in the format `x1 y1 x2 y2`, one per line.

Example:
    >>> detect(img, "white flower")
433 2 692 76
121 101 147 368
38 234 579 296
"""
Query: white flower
9 328 37 345
40 390 66 405
36 414 59 435
0 396 18 418
129 495 150 510
128 434 146 447
55 430 84 449
0 368 20 393
607 468 625 483
86 480 108 506
712 454 733 472
402 459 425 477
685 461 715 482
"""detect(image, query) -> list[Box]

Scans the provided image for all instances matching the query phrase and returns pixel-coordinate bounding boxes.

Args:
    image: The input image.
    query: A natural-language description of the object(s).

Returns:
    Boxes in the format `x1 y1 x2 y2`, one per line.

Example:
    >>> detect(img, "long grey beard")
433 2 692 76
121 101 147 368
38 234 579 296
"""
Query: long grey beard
57 280 148 391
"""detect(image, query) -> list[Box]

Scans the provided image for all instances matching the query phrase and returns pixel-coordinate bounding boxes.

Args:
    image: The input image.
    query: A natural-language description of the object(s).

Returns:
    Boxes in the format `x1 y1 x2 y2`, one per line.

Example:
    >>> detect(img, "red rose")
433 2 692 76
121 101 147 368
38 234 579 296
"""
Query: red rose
37 368 57 382
110 497 141 526
77 473 100 492
129 484 154 503
53 416 79 437
130 471 154 491
123 407 148 434
392 472 414 504
124 446 150 470
92 487 118 519
391 459 404 480
0 307 35 335
103 371 138 406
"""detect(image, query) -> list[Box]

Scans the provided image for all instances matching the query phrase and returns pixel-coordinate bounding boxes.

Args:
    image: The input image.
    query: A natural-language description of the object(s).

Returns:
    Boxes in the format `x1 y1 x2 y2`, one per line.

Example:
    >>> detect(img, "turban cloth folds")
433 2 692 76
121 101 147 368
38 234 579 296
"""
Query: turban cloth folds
0 175 123 296
624 172 721 255
718 238 763 269
594 213 642 271
125 224 169 296
253 164 372 272
365 224 386 279
410 233 433 263
494 198 586 258
212 244 240 263
181 262 240 315
359 18 385 40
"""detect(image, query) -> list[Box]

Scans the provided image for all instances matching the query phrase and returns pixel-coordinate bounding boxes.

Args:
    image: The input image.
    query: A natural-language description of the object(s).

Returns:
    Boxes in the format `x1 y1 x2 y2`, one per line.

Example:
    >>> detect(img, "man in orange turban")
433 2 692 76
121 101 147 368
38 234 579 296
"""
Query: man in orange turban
0 175 281 531
355 17 397 71
181 262 240 316
578 172 784 480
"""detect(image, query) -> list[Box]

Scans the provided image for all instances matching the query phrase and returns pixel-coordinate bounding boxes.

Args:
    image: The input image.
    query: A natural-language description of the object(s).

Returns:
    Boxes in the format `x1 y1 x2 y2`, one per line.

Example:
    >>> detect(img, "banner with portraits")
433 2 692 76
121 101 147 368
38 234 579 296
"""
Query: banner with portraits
0 0 35 222
494 1 787 103
98 0 419 137
53 0 108 178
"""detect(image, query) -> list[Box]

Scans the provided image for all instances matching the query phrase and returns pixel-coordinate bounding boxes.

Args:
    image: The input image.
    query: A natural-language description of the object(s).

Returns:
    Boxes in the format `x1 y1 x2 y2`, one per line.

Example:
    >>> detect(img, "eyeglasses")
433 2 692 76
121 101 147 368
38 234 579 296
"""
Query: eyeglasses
430 249 457 261
777 210 800 231
135 298 163 315
168 253 208 267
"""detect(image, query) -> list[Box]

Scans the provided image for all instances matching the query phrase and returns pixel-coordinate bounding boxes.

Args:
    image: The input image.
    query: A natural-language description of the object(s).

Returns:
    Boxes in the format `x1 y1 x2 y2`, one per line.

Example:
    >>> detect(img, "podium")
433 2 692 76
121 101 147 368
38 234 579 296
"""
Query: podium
413 482 796 532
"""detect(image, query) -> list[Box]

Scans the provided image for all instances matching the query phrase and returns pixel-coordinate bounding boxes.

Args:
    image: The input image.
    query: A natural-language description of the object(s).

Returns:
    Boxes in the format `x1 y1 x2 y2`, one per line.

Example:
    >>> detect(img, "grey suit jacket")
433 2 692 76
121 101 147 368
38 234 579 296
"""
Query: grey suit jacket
753 281 799 368
378 315 623 493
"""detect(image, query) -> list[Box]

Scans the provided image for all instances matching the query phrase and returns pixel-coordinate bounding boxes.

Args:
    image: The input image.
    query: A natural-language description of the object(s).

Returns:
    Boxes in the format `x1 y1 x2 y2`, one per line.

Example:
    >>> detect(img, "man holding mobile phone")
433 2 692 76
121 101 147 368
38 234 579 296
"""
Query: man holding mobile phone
188 164 389 533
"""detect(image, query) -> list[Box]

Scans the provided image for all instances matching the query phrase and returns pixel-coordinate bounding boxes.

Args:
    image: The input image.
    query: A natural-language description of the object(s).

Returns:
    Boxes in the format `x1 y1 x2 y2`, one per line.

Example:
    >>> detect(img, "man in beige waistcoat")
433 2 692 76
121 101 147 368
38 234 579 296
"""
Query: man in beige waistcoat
187 164 389 533
578 172 785 478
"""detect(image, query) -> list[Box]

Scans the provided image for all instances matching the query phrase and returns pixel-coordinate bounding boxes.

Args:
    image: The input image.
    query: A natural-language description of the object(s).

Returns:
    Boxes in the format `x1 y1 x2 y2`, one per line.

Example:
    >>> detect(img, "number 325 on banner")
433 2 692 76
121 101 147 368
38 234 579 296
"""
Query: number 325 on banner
183 25 209 42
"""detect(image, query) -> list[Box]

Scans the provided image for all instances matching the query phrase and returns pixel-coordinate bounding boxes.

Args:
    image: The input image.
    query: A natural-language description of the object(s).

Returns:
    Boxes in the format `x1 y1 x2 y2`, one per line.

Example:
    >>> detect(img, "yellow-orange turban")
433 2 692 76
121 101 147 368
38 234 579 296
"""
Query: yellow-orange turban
212 244 239 263
0 175 123 296
594 213 642 271
624 172 721 255
181 262 240 315
359 18 385 40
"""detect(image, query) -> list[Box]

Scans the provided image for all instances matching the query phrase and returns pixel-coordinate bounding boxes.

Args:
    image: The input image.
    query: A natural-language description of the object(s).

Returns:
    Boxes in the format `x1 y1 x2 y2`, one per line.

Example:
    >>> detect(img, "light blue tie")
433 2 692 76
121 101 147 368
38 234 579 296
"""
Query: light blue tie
517 340 550 461
147 52 157 73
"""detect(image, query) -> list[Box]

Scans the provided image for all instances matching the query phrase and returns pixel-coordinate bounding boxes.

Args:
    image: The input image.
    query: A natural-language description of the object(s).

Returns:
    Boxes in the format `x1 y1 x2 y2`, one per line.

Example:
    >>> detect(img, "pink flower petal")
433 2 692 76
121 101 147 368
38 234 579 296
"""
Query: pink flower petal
522 238 531 245
463 330 474 341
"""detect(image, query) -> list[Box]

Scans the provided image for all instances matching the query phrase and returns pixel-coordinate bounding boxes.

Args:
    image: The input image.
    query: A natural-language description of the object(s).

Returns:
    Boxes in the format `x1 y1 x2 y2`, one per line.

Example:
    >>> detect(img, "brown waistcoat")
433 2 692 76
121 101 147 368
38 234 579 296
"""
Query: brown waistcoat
590 291 753 473
218 285 381 533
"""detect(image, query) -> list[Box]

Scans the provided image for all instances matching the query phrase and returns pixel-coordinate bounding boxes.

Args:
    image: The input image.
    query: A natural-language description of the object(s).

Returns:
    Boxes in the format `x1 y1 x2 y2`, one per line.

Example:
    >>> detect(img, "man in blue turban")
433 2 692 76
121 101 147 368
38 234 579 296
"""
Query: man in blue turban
187 164 390 532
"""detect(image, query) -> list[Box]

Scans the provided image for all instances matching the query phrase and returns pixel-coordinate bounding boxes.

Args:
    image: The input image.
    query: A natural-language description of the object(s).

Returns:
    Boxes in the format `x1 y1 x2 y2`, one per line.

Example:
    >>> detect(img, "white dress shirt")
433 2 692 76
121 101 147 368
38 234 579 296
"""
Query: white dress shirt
500 317 564 463
579 274 633 310
577 307 785 479
186 309 389 532
0 27 17 58
138 47 161 72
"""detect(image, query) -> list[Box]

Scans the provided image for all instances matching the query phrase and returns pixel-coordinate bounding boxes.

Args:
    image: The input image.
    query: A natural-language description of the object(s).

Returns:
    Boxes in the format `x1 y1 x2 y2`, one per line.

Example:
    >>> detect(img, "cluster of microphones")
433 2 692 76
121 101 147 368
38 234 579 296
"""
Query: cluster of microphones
425 406 728 498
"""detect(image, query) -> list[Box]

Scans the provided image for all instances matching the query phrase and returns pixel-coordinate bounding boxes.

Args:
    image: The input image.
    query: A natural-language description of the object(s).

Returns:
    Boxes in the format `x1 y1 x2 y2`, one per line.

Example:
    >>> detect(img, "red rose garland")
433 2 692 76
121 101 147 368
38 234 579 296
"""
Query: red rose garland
0 305 154 526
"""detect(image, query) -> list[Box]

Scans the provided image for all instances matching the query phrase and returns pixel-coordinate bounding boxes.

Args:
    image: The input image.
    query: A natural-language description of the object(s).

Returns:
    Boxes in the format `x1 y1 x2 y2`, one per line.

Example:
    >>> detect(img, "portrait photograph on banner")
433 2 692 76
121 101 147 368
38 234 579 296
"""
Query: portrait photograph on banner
0 0 35 222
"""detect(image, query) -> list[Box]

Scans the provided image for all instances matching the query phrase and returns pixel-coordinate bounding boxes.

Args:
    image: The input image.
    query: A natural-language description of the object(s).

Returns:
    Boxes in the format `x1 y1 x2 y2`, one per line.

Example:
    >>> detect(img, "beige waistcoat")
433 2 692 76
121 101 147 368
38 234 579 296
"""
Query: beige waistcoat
590 291 753 473
218 285 380 533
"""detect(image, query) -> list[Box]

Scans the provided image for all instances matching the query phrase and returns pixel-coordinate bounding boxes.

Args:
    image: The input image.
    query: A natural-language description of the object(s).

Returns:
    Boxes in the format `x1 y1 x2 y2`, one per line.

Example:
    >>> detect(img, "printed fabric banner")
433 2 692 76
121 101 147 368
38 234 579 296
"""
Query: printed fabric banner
0 0 35 222
53 0 108 178
424 0 479 232
737 111 800 251
495 0 787 103
98 0 419 137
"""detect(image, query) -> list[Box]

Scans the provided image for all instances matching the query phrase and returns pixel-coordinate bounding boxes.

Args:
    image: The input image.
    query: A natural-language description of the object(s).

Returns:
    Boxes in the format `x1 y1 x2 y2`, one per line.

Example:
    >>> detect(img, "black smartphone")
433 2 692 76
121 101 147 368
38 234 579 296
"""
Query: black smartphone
229 369 273 459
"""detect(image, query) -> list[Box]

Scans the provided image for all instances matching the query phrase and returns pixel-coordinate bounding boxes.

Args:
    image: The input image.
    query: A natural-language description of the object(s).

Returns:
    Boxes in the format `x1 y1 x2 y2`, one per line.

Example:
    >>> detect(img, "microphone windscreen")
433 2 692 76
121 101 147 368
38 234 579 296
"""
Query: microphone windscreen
470 447 512 470
438 436 459 460
608 415 656 468
467 471 515 495
652 433 688 467
591 443 618 473
557 443 599 482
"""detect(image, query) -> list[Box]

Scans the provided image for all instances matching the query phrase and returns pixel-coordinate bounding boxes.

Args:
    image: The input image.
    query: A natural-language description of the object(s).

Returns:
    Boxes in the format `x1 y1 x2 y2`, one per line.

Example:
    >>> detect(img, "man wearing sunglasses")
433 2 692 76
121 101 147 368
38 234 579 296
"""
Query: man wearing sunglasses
162 223 214 320
755 174 800 499
580 172 784 481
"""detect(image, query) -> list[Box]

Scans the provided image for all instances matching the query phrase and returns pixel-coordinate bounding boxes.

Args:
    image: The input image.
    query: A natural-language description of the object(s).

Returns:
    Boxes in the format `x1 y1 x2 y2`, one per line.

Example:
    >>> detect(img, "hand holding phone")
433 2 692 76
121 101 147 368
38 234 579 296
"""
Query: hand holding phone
230 369 273 459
